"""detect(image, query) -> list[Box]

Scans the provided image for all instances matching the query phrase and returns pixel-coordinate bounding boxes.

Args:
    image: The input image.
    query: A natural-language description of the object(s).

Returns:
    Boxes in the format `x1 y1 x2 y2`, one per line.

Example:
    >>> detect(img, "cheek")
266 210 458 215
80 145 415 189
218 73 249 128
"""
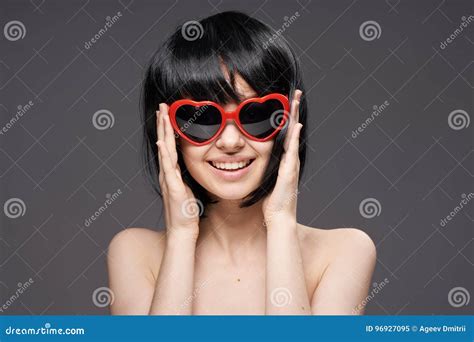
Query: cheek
249 142 274 182
182 150 199 166
255 141 274 162
180 145 207 176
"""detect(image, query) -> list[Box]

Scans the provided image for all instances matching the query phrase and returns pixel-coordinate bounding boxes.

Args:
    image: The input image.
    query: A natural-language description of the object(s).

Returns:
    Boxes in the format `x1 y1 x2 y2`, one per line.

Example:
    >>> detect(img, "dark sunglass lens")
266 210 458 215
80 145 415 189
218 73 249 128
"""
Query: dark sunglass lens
239 100 285 139
175 105 222 143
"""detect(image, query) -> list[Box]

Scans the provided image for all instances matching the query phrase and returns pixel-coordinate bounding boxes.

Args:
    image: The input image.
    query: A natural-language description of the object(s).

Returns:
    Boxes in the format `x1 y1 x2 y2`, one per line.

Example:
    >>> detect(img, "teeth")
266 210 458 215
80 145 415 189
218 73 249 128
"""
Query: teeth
211 160 251 170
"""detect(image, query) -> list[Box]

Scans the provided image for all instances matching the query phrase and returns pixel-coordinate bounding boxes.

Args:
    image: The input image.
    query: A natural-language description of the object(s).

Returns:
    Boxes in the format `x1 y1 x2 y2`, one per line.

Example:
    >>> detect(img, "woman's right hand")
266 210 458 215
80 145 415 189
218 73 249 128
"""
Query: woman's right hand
156 103 201 239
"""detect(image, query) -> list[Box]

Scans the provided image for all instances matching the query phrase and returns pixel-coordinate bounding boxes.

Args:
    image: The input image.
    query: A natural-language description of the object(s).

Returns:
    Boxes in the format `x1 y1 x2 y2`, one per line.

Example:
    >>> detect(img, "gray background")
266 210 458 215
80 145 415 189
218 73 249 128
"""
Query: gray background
0 0 472 315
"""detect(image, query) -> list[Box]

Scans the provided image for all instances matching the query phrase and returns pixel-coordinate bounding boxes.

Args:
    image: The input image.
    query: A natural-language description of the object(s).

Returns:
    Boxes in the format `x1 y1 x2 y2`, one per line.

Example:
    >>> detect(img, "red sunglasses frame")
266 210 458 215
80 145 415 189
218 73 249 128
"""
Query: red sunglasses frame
168 93 290 146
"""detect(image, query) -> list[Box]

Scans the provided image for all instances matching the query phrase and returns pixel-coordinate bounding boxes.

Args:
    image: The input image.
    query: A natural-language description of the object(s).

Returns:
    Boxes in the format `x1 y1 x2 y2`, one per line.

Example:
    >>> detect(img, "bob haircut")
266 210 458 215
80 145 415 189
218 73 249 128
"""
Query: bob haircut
141 10 307 218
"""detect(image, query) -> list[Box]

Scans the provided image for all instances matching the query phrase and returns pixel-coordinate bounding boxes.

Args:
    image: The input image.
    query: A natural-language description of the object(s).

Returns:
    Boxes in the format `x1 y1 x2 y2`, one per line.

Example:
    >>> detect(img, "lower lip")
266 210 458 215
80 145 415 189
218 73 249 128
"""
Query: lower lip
208 160 254 181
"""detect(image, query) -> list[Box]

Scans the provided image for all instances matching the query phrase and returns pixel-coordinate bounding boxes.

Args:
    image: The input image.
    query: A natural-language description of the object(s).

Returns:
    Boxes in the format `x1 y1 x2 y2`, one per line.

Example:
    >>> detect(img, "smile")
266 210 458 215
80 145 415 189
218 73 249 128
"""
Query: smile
209 159 254 171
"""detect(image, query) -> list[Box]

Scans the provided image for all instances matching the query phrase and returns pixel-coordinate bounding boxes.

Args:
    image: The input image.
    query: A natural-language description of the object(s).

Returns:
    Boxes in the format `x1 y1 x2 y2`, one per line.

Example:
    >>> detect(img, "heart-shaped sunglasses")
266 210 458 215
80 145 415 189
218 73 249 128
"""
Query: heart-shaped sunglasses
168 93 290 146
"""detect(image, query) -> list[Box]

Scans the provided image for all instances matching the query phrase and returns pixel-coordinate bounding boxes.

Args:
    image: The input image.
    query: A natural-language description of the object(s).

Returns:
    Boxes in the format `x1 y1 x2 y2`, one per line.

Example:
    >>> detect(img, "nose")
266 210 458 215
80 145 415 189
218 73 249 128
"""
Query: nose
214 119 245 151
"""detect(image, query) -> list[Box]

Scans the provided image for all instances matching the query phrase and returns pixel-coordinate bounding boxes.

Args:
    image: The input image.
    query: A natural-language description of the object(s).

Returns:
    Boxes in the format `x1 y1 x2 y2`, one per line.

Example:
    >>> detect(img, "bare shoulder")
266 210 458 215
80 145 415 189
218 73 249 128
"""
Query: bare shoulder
107 227 166 280
107 228 166 314
298 225 377 314
109 227 166 254
297 224 377 265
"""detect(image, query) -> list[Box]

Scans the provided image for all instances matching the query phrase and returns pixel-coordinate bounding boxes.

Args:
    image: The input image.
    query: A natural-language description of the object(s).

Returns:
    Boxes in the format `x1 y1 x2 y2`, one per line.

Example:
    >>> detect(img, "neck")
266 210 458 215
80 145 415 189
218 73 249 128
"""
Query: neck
198 198 266 253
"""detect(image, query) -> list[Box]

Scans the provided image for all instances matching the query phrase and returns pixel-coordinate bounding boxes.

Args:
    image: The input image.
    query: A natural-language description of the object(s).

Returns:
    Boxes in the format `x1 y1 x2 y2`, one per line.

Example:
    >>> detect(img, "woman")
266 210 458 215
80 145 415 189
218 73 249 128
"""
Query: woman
107 11 376 315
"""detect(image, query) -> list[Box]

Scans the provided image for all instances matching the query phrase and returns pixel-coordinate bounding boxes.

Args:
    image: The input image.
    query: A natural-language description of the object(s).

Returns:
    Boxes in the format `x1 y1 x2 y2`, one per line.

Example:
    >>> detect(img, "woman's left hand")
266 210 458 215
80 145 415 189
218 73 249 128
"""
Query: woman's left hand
262 89 303 229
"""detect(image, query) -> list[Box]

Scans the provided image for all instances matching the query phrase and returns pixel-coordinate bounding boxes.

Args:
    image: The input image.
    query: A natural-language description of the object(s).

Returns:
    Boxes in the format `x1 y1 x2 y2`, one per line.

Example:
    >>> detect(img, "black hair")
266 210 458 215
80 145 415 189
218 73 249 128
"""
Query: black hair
140 10 307 219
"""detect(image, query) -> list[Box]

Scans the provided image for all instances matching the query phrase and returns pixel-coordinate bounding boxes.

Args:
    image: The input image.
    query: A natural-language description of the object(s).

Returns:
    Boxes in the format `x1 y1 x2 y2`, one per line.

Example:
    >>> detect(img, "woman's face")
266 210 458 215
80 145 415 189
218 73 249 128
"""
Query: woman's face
179 75 274 201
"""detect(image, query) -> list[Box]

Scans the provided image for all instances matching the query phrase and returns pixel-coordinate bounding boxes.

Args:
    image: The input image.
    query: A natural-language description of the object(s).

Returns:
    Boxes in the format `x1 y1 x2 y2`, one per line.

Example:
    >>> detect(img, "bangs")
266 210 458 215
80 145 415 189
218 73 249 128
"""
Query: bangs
154 11 295 105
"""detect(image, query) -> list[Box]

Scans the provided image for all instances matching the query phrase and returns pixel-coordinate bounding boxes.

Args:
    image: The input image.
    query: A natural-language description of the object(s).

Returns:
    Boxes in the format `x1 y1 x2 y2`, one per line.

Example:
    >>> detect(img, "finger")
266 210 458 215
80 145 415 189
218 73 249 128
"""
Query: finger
284 123 303 174
157 105 165 142
284 90 302 151
295 90 302 124
156 142 167 192
162 104 178 166
292 90 302 128
156 110 166 180
283 98 297 151
157 140 182 191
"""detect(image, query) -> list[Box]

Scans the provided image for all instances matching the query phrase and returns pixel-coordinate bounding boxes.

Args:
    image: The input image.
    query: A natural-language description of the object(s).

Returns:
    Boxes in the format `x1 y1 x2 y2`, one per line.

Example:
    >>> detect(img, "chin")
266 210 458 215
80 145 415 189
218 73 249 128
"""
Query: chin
207 183 256 201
